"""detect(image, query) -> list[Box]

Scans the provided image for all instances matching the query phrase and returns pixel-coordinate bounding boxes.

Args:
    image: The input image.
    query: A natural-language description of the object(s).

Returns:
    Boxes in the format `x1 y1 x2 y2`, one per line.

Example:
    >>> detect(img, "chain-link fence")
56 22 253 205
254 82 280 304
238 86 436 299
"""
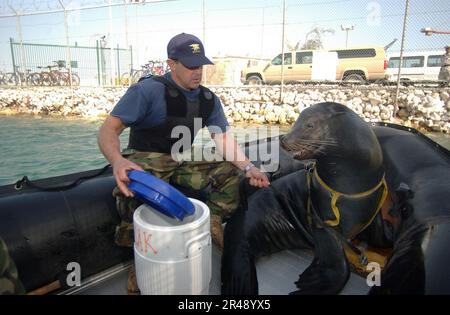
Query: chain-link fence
8 38 132 86
0 0 448 88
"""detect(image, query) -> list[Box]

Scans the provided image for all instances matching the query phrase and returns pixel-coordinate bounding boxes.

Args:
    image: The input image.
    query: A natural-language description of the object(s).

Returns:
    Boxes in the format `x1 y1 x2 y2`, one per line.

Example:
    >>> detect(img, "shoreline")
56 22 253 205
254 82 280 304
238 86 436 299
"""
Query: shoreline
0 111 442 136
1 85 449 134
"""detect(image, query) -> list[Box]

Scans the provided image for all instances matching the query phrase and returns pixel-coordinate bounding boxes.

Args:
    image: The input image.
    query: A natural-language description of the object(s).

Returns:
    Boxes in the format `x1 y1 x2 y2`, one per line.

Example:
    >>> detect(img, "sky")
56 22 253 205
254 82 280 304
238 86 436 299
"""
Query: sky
0 0 449 71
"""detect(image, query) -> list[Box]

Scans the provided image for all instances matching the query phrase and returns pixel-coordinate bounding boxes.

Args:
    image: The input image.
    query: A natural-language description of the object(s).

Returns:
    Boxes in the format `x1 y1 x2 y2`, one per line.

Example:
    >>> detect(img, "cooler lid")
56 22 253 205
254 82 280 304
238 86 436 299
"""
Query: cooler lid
127 170 195 221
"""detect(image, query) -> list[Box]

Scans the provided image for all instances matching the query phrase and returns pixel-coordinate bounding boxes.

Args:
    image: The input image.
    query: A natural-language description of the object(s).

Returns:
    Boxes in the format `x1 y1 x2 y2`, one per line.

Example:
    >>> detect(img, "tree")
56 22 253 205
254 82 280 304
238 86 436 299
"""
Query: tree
286 27 335 51
286 40 302 51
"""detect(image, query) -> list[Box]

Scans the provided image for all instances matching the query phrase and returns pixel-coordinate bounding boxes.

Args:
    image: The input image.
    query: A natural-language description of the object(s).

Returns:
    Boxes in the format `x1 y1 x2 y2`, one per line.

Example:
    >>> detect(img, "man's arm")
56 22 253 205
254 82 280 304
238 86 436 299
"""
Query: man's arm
97 115 143 197
212 131 270 188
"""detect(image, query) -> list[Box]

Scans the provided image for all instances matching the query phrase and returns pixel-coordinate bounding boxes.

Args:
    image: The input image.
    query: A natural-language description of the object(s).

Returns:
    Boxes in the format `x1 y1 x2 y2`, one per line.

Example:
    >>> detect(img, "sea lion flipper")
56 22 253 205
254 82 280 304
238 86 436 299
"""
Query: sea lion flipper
290 227 350 295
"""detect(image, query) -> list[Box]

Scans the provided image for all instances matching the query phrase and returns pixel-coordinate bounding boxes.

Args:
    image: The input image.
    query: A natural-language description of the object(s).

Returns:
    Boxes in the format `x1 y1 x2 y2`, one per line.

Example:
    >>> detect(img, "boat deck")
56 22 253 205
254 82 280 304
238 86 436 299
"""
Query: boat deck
61 244 370 295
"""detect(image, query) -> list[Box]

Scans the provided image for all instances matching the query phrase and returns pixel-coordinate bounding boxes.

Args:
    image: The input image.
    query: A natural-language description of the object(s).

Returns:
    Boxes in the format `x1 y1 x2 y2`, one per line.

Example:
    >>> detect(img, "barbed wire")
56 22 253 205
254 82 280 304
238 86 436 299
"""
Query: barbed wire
1 4 447 45
1 0 448 70
0 0 177 17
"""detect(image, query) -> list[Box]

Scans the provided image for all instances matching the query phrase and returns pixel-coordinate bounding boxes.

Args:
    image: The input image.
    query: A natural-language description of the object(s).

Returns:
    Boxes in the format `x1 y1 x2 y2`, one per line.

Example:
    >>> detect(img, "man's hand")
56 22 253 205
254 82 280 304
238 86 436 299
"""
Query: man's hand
245 166 270 188
112 157 144 197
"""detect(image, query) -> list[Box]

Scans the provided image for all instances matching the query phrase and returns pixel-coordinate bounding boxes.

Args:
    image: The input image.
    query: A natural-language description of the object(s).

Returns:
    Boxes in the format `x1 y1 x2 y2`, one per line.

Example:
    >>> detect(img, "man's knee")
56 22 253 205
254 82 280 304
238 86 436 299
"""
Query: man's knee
114 221 134 248
113 188 140 248
113 187 142 223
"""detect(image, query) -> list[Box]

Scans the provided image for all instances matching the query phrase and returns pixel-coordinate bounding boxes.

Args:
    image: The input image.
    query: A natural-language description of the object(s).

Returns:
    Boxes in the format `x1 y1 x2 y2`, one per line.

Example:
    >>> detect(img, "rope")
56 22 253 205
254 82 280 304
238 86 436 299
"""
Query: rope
14 164 111 192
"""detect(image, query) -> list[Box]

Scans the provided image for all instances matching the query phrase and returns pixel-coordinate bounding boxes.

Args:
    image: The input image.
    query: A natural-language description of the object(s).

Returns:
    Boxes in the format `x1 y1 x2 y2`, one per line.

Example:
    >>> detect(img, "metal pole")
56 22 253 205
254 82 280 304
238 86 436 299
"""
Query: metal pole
109 1 116 86
7 4 25 79
14 12 26 84
100 37 107 85
124 2 129 49
60 1 73 88
394 0 410 118
280 0 286 102
124 2 131 86
128 44 133 87
9 38 16 74
96 40 101 86
117 44 121 80
261 3 265 58
202 0 207 85
130 45 133 70
135 5 139 68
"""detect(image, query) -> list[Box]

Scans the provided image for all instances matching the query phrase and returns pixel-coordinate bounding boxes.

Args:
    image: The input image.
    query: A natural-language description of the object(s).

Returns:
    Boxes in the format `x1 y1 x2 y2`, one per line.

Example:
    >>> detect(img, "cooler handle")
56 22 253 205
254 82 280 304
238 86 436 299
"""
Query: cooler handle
184 231 211 258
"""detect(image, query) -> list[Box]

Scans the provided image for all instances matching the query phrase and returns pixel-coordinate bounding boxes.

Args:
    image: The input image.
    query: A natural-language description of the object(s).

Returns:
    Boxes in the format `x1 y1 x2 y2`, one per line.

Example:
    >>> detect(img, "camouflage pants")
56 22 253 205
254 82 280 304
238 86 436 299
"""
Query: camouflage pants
114 151 242 247
0 237 25 295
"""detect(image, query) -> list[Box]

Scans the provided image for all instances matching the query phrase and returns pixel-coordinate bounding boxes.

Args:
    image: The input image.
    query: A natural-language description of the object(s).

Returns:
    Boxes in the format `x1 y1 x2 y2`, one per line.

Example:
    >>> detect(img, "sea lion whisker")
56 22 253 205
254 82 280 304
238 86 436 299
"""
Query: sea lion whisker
294 139 317 146
294 141 327 150
297 137 338 144
295 139 333 146
288 142 309 151
299 139 339 146
296 141 338 151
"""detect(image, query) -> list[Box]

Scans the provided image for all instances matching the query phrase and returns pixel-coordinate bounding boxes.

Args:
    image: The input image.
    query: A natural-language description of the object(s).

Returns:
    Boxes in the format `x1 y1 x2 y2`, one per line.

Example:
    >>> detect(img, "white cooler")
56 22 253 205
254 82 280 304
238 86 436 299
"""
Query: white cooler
133 198 211 295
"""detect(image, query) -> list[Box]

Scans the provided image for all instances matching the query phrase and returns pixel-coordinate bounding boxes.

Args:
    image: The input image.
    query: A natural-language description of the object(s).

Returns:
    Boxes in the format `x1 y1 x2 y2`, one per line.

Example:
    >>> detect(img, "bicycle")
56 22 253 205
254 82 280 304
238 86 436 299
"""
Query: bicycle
3 66 40 86
56 60 80 86
120 60 169 85
148 60 169 76
37 61 80 86
120 65 148 85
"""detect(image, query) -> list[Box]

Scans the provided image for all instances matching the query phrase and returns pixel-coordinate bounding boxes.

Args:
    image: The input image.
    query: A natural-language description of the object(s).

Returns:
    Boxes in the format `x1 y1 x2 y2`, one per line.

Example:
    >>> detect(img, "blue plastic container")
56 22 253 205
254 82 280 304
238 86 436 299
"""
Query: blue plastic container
127 170 195 221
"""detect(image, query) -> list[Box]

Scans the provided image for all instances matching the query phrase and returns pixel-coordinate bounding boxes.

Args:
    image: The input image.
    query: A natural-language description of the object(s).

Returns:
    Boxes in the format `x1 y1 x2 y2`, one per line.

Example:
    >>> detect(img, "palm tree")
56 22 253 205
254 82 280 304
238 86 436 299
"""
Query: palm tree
301 27 335 50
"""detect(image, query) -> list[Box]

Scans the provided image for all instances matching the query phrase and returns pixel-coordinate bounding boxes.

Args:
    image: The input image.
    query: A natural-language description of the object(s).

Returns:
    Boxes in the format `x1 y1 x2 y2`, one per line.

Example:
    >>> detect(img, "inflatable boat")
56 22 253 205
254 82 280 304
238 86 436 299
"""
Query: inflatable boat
0 122 449 295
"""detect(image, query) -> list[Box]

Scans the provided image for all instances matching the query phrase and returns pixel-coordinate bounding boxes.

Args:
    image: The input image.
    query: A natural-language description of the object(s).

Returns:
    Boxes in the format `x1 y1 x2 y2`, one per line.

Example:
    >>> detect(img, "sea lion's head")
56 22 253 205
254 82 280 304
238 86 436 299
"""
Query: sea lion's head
281 102 380 163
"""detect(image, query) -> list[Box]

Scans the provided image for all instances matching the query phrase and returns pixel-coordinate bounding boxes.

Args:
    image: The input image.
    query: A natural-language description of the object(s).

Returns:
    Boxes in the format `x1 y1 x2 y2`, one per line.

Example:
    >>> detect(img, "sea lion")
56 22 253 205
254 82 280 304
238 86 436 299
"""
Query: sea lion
364 124 450 294
221 102 388 295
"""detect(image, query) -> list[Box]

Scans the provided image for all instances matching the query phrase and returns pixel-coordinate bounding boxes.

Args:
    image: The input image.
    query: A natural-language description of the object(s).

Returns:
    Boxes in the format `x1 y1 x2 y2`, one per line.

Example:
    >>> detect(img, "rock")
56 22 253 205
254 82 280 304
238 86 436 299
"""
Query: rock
440 91 449 103
397 109 409 119
369 96 382 106
0 85 448 133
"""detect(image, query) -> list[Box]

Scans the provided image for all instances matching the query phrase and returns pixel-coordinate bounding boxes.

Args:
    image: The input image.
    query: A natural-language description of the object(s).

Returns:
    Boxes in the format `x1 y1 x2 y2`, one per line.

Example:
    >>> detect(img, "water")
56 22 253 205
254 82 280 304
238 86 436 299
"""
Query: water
0 115 286 186
0 115 449 186
0 116 110 185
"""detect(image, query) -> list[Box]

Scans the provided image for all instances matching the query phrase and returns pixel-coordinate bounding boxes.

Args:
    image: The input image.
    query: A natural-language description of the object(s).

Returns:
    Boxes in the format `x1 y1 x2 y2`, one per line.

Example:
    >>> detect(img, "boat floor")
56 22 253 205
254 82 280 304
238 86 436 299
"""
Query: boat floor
61 244 370 295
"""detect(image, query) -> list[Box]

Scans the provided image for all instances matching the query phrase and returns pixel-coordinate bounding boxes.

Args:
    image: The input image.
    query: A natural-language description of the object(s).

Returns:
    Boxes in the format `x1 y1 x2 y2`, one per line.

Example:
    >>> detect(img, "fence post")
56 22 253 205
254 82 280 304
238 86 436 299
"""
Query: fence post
129 45 133 87
124 2 129 49
394 0 410 119
16 15 25 77
202 0 207 85
9 38 16 73
279 0 286 103
117 44 121 85
96 40 101 86
108 1 115 86
61 4 73 88
130 45 133 68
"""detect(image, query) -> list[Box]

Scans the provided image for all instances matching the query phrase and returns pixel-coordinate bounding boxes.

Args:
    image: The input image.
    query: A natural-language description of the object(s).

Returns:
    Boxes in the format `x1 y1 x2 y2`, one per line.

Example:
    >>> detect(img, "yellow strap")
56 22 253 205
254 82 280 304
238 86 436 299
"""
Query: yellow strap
359 177 388 232
306 170 313 226
326 192 342 226
312 167 388 227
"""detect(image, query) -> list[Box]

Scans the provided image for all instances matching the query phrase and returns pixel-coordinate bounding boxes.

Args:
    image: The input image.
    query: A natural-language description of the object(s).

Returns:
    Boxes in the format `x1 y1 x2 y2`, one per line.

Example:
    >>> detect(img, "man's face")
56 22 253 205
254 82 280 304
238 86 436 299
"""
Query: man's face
168 59 203 90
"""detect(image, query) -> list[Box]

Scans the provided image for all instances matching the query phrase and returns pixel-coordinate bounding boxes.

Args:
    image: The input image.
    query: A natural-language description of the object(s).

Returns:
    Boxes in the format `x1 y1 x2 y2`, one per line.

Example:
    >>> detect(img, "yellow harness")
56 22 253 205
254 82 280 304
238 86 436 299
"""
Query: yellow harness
306 165 388 229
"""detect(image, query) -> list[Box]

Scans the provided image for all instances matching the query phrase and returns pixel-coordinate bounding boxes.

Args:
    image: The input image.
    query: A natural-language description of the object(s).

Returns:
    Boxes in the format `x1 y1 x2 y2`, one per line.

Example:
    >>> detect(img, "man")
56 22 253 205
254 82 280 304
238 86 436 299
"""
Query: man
97 33 269 294
438 45 450 82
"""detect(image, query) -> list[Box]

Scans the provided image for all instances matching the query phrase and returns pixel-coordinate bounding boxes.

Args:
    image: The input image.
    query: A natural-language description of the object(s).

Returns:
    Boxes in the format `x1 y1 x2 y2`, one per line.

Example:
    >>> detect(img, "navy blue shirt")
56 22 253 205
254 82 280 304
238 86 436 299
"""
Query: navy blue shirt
111 73 229 134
